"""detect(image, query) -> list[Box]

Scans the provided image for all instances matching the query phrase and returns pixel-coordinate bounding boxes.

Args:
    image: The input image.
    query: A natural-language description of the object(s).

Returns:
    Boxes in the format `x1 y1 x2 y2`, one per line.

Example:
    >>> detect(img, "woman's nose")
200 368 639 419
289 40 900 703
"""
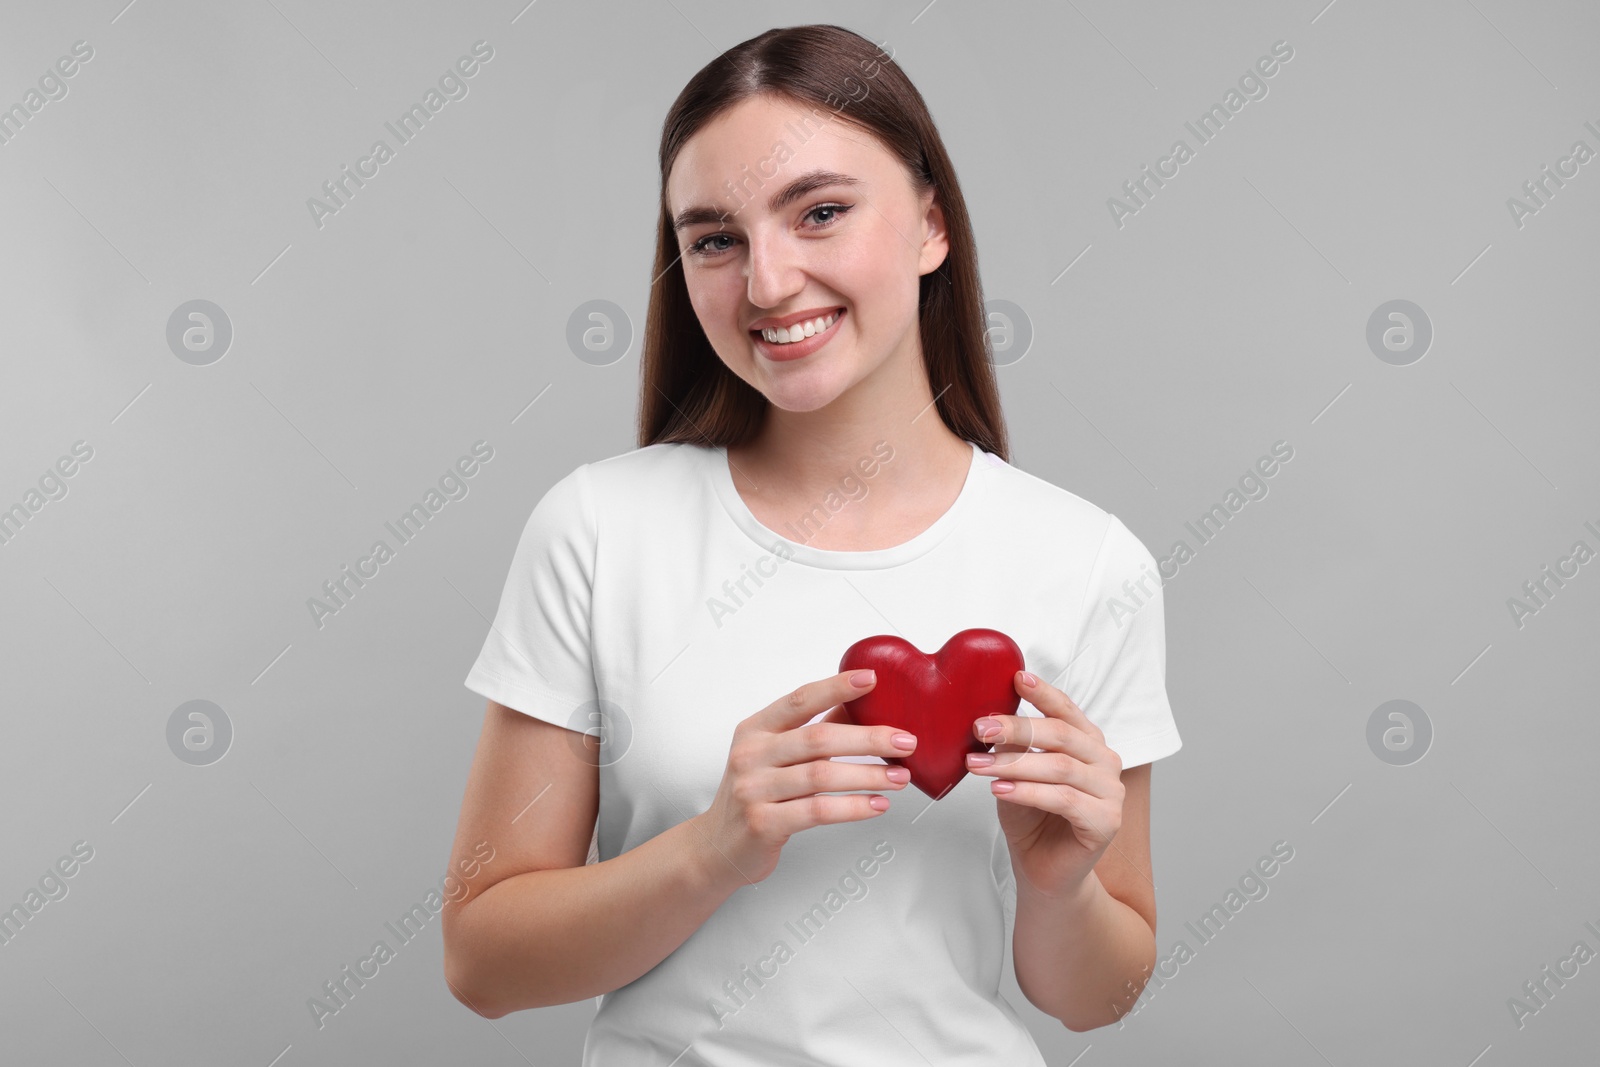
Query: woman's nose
744 232 804 308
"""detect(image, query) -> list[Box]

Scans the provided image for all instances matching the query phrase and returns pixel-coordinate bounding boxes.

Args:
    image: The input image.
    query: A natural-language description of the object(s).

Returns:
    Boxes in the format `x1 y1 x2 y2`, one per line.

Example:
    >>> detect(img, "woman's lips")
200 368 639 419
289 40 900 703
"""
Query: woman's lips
750 308 845 362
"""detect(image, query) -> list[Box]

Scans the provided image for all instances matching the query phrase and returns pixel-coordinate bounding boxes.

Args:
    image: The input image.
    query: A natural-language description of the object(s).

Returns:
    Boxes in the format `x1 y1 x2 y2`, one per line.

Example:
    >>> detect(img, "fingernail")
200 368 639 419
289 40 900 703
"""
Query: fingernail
966 753 994 767
991 780 1016 794
1019 671 1038 687
885 766 911 782
868 795 891 811
851 669 876 687
976 719 1001 738
892 733 917 750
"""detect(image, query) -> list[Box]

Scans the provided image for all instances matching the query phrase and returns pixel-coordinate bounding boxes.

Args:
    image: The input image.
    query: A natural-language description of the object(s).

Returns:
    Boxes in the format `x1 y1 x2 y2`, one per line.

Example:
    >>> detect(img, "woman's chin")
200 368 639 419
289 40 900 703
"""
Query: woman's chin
739 362 838 411
760 397 829 415
758 380 851 414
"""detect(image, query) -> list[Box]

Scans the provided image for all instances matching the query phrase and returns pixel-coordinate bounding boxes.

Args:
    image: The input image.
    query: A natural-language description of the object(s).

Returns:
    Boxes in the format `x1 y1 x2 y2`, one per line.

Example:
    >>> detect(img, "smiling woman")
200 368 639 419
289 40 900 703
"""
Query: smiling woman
649 69 989 440
444 22 1182 1063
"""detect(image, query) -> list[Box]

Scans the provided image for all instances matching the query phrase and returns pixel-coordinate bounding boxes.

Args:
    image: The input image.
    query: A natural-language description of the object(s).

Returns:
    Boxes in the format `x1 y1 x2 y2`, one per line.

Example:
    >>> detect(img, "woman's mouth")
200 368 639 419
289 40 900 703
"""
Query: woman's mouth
750 308 845 362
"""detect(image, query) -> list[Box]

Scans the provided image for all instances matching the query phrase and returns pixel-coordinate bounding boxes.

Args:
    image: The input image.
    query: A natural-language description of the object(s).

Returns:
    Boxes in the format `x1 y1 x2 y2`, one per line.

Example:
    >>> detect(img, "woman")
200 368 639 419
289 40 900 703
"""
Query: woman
441 23 1181 1063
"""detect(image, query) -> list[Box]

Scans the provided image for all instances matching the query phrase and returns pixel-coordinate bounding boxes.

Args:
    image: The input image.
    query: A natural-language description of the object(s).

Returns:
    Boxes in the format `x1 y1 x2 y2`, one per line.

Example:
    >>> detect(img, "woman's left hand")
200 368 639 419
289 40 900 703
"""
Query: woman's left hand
966 670 1124 898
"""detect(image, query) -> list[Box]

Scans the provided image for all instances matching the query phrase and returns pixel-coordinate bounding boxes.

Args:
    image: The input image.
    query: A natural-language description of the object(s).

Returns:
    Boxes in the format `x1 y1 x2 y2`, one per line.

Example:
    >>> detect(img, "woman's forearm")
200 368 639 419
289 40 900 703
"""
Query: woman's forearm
443 813 740 1019
1011 870 1157 1031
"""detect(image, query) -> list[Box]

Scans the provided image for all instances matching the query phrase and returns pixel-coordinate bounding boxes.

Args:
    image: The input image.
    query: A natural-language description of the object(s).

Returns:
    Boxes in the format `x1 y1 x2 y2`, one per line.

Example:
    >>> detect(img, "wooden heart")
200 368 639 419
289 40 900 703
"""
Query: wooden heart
839 628 1025 800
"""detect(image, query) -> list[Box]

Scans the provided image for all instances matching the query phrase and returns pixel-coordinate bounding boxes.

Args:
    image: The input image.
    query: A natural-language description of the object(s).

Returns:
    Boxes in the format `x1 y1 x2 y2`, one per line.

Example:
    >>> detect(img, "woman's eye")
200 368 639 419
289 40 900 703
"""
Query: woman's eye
805 203 853 229
686 204 852 259
688 233 734 257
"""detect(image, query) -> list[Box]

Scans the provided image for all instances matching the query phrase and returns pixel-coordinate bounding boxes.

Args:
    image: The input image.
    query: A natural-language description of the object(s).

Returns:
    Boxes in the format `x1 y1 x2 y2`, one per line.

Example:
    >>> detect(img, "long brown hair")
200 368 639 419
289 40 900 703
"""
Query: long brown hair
636 23 1009 462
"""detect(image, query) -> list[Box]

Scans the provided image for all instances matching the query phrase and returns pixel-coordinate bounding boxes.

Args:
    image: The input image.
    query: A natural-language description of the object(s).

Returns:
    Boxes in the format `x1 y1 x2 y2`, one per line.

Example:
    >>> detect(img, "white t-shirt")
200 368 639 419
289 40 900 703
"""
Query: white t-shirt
463 438 1182 1065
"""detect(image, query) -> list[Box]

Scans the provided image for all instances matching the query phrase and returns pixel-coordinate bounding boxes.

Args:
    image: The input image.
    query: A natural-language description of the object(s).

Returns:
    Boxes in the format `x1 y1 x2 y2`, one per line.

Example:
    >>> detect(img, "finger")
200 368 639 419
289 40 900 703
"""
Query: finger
756 759 910 804
967 749 1117 798
989 779 1120 842
1015 671 1104 742
974 714 1099 763
756 669 878 733
772 715 918 769
766 792 893 836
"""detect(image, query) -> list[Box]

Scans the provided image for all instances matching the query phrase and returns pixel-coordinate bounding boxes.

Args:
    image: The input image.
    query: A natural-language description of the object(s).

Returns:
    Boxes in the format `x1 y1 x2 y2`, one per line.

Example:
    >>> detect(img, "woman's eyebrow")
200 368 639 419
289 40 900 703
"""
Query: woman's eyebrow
672 170 863 231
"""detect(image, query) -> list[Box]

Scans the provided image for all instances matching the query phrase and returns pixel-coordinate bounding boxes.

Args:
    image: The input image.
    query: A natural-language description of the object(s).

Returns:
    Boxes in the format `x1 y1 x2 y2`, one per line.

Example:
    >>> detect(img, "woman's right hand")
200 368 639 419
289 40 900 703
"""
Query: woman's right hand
694 668 918 888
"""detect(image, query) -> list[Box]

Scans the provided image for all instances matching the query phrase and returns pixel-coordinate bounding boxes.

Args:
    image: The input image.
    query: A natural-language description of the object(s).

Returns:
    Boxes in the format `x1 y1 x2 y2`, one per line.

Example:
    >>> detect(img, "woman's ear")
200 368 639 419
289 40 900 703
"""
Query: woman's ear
918 190 950 276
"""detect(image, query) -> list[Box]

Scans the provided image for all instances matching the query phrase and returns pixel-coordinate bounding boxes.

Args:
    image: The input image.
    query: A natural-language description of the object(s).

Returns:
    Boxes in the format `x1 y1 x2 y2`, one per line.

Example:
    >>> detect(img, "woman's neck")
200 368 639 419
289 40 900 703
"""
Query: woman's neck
725 422 973 552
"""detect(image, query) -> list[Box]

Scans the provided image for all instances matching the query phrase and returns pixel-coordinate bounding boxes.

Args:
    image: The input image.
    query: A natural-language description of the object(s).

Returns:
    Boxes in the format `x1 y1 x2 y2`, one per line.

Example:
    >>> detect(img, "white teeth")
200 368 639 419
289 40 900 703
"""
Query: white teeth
761 310 839 344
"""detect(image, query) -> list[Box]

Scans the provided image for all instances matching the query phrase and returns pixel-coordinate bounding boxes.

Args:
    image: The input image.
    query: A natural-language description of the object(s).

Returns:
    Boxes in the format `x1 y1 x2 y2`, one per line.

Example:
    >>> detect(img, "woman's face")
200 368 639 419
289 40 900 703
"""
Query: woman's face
666 94 948 414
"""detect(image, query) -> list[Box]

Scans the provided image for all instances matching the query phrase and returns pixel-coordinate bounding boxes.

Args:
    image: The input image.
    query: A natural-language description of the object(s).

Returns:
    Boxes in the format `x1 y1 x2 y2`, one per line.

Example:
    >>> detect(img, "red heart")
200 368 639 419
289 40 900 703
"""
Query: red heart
838 628 1026 800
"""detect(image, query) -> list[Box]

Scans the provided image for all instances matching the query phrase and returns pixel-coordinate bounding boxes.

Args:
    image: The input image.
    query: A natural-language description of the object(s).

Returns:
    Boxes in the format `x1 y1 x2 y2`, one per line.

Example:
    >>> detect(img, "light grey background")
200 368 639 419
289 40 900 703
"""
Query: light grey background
2 0 1597 1063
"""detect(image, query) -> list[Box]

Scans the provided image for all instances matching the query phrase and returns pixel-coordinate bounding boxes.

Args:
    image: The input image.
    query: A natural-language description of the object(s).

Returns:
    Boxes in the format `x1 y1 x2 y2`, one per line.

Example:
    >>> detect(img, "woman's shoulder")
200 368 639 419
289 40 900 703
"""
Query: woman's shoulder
581 439 709 482
979 451 1163 568
555 440 714 514
980 450 1115 531
516 442 709 546
980 462 1158 605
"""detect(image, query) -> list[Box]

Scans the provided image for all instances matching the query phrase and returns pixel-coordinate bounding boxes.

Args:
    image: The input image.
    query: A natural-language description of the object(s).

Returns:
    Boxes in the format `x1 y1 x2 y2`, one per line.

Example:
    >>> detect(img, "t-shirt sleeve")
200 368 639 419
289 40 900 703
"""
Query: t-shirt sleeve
462 464 599 731
1057 513 1182 769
